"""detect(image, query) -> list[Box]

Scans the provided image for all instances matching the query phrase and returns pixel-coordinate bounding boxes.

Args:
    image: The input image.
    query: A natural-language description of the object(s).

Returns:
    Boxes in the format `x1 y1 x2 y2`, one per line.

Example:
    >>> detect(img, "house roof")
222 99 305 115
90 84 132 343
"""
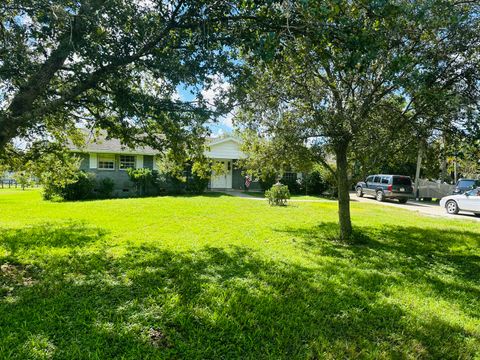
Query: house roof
67 129 160 156
67 130 243 157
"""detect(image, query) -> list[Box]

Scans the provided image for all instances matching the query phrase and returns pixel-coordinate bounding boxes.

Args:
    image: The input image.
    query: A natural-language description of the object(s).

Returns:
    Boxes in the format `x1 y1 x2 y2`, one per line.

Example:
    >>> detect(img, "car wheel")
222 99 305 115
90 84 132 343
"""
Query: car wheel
398 198 408 204
445 200 459 214
376 190 385 202
474 213 480 218
356 187 363 197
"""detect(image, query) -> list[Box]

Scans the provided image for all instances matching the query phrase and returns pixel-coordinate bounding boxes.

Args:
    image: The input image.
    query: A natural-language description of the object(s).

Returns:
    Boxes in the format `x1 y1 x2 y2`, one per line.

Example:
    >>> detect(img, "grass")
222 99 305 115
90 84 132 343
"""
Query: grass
0 188 479 359
244 190 324 200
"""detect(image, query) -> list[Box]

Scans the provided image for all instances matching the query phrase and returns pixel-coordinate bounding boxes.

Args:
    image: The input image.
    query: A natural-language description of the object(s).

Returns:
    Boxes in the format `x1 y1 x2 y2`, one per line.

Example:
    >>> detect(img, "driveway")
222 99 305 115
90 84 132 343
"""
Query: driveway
351 192 480 222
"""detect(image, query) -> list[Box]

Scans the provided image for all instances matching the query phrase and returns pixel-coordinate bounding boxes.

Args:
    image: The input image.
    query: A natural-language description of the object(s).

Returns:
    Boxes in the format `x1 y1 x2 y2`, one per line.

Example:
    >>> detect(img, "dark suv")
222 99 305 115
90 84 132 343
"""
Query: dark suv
453 178 480 194
355 175 414 203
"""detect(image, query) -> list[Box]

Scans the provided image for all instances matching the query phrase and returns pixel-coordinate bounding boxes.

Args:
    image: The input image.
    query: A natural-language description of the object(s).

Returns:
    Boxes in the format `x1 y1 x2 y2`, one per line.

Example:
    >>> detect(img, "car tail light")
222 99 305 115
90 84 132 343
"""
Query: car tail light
387 184 392 191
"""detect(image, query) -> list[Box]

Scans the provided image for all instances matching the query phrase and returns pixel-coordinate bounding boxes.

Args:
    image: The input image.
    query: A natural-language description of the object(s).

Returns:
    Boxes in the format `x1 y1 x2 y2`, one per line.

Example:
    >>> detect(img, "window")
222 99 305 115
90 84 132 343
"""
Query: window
98 154 115 170
119 155 135 170
366 176 374 183
373 176 381 183
393 176 412 186
283 172 297 182
381 177 389 184
458 179 478 189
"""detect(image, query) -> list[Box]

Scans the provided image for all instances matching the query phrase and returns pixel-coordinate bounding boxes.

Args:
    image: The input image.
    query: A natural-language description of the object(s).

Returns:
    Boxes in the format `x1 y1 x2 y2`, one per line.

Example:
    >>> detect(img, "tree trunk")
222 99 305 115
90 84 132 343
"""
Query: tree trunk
335 143 352 242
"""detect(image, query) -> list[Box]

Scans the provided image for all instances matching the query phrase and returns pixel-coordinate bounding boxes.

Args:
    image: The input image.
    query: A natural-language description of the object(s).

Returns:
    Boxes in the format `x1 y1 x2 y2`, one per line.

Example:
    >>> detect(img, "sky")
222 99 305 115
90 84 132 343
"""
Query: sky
176 80 235 138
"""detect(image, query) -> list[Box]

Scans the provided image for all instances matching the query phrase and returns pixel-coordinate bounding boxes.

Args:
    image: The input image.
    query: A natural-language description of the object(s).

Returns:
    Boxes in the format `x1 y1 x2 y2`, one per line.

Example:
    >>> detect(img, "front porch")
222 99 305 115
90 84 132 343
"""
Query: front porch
207 159 262 191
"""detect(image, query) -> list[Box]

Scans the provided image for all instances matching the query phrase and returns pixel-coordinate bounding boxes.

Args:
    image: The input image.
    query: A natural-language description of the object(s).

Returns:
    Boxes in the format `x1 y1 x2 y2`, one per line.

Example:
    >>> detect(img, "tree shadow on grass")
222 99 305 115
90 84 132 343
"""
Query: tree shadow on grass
0 222 479 359
280 221 480 281
279 221 480 337
0 222 107 256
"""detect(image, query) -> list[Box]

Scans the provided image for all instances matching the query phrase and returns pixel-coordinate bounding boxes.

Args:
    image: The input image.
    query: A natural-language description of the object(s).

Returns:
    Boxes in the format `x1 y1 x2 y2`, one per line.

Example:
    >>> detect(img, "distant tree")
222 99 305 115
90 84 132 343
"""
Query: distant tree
455 140 480 179
21 142 82 199
12 171 32 190
236 127 319 181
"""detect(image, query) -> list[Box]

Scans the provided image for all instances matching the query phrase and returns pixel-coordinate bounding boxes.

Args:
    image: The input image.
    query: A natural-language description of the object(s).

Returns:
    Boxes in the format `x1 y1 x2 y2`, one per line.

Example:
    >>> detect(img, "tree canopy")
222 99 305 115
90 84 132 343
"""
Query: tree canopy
235 0 480 241
0 0 268 158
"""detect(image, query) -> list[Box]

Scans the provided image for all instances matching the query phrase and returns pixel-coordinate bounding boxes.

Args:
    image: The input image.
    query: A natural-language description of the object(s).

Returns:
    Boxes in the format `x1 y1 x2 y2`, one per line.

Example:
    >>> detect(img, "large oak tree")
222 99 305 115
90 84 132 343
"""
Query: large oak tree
0 0 266 158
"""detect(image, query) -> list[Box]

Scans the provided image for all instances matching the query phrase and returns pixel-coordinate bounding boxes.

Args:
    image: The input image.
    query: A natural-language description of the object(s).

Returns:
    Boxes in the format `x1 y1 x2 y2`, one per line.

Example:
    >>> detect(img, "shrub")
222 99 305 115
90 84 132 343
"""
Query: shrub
127 168 154 196
259 173 277 191
97 177 115 198
280 176 302 195
317 165 337 197
42 183 59 201
185 175 209 194
304 166 329 195
265 183 290 206
29 152 82 200
295 164 337 197
153 171 180 195
60 171 96 201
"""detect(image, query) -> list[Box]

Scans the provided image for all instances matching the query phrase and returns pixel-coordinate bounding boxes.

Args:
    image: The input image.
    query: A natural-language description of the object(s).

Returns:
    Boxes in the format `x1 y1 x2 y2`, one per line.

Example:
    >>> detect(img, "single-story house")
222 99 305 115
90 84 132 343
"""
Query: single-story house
67 130 264 194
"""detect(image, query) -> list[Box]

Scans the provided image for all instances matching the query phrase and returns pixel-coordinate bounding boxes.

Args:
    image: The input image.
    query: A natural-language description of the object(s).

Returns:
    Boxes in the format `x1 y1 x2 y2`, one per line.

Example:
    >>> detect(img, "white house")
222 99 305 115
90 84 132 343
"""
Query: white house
67 130 259 193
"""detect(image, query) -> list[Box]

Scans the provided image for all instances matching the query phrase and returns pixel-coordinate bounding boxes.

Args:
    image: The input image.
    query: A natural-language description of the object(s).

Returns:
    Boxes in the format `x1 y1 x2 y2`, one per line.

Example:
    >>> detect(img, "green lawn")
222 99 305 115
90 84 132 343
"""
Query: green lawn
1 189 479 359
244 190 325 200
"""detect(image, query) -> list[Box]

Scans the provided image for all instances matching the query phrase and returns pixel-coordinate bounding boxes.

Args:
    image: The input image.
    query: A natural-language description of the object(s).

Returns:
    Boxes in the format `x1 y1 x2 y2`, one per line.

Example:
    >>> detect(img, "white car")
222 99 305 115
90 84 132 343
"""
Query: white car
440 188 480 216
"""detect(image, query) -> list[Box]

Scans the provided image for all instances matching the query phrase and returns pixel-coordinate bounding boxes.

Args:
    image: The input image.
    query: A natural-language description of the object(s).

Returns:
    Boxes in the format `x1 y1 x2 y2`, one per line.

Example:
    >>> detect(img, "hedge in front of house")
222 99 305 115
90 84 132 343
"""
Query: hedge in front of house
64 172 96 200
128 168 209 196
41 167 210 201
97 178 115 199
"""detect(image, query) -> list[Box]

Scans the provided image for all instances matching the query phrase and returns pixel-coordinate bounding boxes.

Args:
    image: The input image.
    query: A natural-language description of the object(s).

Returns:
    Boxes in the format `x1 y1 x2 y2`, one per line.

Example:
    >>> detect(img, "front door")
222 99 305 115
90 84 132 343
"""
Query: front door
211 160 233 189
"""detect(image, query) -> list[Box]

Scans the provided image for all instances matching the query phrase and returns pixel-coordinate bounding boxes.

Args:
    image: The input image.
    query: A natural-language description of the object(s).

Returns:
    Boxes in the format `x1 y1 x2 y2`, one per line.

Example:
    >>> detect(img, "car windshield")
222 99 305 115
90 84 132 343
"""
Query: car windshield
458 180 477 188
392 177 411 186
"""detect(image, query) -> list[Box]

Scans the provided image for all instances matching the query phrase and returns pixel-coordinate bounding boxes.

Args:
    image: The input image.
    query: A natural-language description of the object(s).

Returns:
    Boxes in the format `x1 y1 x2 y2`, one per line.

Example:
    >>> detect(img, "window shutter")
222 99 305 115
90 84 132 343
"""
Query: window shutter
89 153 97 169
153 156 158 170
136 155 143 168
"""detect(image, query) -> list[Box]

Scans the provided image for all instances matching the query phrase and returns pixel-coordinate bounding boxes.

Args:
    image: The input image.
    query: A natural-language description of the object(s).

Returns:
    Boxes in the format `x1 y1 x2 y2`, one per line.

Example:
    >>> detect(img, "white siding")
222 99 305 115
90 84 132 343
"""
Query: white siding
136 155 144 168
205 139 244 159
89 153 97 169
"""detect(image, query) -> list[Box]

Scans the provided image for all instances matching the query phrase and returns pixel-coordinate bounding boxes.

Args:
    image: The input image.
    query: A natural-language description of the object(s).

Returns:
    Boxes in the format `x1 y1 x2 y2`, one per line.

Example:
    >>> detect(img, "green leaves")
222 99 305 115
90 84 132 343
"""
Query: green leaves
235 0 480 240
0 0 266 154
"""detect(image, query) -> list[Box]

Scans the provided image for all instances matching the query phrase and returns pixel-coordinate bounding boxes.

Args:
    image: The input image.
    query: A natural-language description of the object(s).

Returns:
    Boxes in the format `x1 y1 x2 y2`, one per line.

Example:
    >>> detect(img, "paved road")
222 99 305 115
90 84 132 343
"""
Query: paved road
351 192 480 222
